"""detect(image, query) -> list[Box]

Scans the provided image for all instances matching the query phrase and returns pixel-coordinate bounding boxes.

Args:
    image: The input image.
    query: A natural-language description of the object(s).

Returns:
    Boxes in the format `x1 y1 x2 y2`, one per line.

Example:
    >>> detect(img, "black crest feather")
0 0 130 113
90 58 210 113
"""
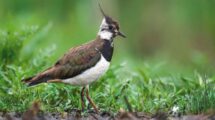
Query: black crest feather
99 3 107 18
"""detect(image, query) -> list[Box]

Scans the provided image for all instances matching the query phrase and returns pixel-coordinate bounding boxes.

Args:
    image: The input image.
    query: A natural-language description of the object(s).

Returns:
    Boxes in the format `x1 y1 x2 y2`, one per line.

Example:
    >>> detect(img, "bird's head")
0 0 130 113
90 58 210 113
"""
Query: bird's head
98 5 126 40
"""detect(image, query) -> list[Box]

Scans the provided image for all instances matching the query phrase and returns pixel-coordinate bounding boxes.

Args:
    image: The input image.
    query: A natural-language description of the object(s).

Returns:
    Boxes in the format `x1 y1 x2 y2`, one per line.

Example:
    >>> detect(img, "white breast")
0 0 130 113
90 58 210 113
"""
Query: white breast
62 55 110 86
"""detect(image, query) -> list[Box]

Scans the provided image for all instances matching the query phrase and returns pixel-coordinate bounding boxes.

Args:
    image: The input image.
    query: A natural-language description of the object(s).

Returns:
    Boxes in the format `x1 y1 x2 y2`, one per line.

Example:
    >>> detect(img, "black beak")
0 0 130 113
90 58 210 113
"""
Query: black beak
118 31 126 38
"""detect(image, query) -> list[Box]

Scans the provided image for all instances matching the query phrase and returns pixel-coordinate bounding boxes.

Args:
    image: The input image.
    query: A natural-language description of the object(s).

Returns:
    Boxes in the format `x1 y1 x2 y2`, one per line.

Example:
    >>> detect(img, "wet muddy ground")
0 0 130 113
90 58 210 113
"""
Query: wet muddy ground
0 102 214 120
1 111 215 120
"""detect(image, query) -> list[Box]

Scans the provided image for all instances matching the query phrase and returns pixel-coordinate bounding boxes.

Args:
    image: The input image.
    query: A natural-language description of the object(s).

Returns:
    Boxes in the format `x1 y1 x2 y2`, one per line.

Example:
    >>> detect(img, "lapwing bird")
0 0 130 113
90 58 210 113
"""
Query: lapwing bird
22 6 126 113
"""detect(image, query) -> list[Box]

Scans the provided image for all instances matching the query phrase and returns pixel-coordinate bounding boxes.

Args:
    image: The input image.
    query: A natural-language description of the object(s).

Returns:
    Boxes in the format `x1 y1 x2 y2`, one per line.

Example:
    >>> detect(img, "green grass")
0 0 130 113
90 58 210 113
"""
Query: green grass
0 26 214 114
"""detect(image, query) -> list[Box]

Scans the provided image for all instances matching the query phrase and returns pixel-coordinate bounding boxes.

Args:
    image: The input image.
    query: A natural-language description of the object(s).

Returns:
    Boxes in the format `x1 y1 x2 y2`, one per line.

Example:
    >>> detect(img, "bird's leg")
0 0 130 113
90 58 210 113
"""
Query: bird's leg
81 87 86 112
86 86 99 113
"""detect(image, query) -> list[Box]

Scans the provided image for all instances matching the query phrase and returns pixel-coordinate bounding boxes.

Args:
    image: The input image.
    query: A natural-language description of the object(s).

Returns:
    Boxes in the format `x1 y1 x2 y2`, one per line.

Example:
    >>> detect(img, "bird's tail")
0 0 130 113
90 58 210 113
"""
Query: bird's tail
22 75 52 86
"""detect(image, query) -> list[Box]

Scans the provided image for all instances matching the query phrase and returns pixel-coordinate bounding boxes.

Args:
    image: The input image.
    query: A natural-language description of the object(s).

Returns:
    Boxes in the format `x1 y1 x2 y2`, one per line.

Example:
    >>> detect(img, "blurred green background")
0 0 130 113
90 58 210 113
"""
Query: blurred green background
0 0 215 113
1 0 215 67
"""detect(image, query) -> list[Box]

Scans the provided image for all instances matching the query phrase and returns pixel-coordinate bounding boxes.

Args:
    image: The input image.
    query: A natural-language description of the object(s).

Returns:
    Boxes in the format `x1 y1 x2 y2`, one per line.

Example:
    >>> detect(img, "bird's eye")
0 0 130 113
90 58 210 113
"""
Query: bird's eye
109 26 114 30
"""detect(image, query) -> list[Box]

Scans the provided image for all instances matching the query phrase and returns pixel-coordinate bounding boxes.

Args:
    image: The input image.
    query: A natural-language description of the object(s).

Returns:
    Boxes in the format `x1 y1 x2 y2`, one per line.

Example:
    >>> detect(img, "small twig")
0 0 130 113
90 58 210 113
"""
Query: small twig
123 96 133 112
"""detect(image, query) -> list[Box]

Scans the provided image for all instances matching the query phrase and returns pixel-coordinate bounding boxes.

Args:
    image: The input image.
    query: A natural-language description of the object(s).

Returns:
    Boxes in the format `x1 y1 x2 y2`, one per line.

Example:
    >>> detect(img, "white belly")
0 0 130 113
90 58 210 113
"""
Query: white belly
62 55 110 86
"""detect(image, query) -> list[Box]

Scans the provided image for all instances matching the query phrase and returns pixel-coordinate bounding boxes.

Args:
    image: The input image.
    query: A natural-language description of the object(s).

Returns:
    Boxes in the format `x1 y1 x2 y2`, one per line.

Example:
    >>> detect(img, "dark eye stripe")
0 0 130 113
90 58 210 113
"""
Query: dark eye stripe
109 26 114 30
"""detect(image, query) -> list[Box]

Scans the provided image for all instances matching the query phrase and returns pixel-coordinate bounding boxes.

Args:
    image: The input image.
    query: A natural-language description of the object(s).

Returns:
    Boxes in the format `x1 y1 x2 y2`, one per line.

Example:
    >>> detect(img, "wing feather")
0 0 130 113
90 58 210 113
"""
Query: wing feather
45 41 102 79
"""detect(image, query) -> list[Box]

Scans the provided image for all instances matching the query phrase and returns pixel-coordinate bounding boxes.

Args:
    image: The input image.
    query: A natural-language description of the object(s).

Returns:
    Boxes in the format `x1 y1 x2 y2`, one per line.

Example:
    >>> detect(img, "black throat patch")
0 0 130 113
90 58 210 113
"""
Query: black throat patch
100 40 114 62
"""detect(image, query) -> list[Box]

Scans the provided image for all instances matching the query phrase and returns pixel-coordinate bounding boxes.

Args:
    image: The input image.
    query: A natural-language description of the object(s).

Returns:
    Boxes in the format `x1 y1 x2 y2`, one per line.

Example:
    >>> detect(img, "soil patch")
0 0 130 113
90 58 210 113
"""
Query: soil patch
1 102 214 120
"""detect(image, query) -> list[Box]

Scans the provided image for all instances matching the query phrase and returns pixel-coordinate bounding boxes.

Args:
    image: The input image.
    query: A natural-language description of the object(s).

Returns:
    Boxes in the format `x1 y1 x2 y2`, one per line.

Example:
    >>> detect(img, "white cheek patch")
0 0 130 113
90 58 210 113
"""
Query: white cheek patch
98 31 113 40
98 18 113 40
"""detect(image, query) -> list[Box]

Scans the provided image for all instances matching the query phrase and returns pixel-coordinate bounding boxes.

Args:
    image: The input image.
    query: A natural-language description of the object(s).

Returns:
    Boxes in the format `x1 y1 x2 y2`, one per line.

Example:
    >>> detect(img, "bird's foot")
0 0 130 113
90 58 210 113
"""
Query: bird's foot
87 106 100 114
